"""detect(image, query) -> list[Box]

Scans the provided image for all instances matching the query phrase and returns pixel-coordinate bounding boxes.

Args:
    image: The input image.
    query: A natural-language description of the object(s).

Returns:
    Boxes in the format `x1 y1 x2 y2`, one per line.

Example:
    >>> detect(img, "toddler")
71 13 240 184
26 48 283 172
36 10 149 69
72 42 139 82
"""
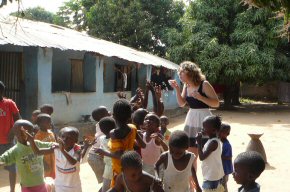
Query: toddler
233 151 265 192
218 123 233 192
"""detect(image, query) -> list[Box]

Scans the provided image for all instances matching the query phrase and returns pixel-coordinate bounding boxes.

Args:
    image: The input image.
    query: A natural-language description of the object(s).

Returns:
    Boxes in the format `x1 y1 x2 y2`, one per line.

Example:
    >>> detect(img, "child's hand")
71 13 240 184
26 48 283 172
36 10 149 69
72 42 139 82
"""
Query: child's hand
196 132 202 144
154 85 162 100
150 133 163 143
57 138 65 151
117 92 126 99
93 147 105 156
22 127 34 142
146 81 154 91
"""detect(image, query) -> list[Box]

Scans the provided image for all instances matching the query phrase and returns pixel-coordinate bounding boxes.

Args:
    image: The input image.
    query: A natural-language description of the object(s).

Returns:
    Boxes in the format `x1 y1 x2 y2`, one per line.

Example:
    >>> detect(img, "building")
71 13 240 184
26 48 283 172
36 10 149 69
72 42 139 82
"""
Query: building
0 17 180 124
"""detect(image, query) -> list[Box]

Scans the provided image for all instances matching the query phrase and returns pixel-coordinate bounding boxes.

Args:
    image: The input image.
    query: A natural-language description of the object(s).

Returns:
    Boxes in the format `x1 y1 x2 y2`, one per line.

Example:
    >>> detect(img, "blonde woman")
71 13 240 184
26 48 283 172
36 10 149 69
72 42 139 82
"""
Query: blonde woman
169 61 219 166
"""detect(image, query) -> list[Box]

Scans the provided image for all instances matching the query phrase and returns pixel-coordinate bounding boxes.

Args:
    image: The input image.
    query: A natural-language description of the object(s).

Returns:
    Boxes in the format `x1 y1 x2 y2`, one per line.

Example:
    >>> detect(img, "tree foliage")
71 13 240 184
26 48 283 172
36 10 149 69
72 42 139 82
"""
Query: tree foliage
10 6 56 24
56 0 185 56
166 0 289 106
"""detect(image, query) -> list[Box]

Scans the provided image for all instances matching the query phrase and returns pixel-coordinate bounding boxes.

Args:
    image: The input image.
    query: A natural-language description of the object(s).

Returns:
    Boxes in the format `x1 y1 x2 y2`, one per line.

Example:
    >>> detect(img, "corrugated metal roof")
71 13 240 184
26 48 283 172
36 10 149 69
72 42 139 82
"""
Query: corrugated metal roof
0 16 179 70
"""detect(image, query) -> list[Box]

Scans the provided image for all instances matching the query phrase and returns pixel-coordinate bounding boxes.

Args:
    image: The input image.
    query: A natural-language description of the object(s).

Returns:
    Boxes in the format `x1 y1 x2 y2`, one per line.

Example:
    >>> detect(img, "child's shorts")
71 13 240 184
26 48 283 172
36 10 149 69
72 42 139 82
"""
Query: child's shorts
0 143 16 173
21 183 48 192
202 180 224 192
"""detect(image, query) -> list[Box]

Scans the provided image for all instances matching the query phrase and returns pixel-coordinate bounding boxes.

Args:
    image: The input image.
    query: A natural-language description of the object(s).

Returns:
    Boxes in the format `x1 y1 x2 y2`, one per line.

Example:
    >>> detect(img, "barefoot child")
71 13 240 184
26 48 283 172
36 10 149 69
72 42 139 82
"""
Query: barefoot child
87 106 110 185
197 115 224 192
155 130 201 192
0 120 54 192
233 151 265 192
218 123 233 192
159 116 171 144
108 151 164 192
141 113 168 175
27 127 83 192
34 114 56 179
93 117 116 192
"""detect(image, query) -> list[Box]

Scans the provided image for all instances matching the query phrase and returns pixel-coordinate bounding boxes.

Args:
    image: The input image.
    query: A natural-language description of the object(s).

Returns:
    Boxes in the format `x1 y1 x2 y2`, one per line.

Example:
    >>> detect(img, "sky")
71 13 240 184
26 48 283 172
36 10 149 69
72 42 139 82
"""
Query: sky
0 0 68 16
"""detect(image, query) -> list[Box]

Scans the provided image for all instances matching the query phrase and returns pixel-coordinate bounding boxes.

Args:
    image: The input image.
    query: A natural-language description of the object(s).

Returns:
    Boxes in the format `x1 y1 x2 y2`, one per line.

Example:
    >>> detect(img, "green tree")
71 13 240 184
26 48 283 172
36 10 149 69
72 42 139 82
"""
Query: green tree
166 0 289 106
56 0 185 56
10 6 55 24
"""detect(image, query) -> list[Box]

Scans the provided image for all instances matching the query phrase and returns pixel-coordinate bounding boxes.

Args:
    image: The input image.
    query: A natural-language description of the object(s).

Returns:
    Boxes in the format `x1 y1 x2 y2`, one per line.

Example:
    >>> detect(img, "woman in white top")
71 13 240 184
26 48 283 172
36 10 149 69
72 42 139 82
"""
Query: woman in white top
155 130 201 192
197 116 224 192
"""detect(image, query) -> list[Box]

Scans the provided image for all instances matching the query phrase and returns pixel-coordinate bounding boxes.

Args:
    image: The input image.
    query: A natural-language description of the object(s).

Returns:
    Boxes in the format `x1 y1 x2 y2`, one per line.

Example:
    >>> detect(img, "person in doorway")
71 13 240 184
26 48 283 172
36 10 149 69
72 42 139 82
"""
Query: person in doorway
0 81 21 192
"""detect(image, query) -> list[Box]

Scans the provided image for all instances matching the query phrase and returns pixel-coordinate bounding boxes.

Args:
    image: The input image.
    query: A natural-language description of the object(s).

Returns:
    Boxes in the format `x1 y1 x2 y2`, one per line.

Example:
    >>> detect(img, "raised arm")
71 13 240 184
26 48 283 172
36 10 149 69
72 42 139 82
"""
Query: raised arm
58 138 80 165
136 130 146 148
25 129 56 155
196 133 218 161
152 133 168 151
169 80 186 107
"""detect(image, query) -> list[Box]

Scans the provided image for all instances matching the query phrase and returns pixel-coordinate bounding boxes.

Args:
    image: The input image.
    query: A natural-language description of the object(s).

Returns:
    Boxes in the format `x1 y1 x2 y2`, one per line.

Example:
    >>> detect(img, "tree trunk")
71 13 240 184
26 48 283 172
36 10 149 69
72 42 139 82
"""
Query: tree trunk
223 82 241 107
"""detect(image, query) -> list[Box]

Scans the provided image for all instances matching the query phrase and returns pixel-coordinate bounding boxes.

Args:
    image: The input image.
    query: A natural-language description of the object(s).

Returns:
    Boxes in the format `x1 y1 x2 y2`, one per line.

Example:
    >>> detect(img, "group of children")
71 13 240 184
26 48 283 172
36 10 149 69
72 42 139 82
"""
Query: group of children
0 86 265 192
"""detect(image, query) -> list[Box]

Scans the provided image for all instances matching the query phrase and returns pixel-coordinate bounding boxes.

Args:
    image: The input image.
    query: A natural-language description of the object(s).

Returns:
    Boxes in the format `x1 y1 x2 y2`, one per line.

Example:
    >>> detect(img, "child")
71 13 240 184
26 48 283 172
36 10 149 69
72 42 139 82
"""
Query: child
40 104 57 137
27 126 84 192
108 151 164 192
87 106 110 184
31 109 41 134
141 113 168 175
34 114 56 179
159 116 171 144
106 99 145 186
94 117 116 192
0 119 54 192
233 151 265 192
218 123 233 192
197 115 224 192
132 108 149 131
155 130 201 192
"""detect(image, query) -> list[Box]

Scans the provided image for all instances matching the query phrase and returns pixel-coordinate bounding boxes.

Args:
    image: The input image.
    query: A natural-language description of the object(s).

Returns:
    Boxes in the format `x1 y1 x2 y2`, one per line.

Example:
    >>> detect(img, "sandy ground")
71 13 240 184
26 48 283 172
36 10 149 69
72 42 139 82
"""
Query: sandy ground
1 103 290 192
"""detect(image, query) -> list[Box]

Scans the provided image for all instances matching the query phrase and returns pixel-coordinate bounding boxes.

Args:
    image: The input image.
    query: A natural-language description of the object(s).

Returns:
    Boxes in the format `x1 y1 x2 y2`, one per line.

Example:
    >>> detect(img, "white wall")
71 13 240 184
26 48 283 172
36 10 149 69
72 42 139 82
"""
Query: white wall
37 47 178 124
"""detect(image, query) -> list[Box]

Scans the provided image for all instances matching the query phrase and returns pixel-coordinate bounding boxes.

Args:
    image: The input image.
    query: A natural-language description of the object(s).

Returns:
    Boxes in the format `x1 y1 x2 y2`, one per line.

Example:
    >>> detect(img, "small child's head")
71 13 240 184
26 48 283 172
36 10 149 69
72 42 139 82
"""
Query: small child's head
219 123 231 140
0 81 5 97
113 99 132 124
59 127 79 150
31 109 41 124
160 115 169 129
144 113 160 133
40 104 54 115
121 151 143 182
99 117 116 138
36 114 52 131
169 130 189 160
91 106 110 122
202 115 222 137
233 151 265 186
13 120 34 144
132 108 149 129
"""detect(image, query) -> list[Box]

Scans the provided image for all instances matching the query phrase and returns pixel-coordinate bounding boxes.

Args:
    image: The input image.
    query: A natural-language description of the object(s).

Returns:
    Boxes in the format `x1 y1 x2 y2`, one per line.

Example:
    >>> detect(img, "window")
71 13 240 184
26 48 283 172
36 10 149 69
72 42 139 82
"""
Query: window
51 50 96 93
71 59 84 92
114 64 132 92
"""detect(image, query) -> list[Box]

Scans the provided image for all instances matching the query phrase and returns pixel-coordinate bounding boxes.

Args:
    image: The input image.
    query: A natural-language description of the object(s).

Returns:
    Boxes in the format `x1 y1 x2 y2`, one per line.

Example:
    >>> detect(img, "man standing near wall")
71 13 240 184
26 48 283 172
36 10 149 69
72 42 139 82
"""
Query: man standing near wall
0 81 21 192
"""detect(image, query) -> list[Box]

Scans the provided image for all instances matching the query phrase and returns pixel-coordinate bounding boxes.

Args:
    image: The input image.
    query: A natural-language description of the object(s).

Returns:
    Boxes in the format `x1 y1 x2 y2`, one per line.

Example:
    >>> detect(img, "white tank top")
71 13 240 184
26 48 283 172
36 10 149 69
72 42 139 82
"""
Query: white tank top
141 132 162 166
163 152 195 192
54 145 82 192
201 138 224 181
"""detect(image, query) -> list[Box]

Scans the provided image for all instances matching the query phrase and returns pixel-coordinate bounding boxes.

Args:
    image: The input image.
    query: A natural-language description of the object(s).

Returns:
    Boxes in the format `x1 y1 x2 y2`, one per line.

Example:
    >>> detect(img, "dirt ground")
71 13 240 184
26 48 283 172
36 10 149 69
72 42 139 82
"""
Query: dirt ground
1 103 290 192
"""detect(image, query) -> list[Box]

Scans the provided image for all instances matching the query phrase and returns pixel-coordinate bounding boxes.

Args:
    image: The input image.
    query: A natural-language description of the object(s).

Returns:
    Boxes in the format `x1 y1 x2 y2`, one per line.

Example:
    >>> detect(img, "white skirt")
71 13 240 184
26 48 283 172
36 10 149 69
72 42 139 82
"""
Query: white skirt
184 108 212 138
